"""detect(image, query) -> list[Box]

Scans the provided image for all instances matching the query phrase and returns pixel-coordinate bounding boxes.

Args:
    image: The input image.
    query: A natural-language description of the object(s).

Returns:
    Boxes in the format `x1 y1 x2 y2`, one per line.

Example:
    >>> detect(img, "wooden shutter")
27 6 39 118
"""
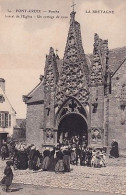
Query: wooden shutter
9 114 11 127
1 113 5 127
0 113 1 127
5 113 9 127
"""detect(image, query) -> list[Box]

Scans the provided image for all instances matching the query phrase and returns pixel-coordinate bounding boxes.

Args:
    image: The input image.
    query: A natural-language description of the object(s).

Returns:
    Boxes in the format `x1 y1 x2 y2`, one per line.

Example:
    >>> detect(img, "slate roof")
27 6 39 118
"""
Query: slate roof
87 46 126 74
108 46 126 74
111 58 126 77
24 81 44 104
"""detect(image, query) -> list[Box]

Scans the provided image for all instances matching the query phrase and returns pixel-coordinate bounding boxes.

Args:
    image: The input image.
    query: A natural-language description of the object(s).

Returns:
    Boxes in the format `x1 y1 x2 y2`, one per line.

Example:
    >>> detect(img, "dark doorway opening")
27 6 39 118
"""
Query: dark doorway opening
58 113 88 146
0 132 8 152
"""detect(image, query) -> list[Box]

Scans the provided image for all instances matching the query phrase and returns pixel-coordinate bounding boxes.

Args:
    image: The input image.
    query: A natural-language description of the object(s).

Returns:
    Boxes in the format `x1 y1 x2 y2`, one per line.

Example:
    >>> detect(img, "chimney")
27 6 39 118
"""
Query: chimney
0 78 5 93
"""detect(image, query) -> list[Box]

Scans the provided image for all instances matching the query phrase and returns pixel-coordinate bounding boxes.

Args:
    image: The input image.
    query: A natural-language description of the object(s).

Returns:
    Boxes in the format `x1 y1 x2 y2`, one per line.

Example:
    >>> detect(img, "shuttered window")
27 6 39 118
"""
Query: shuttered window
0 112 10 128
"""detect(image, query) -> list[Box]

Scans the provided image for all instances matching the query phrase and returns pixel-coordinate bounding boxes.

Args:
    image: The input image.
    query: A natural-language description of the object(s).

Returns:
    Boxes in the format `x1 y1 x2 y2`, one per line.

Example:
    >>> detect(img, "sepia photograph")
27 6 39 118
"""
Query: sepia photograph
0 0 126 194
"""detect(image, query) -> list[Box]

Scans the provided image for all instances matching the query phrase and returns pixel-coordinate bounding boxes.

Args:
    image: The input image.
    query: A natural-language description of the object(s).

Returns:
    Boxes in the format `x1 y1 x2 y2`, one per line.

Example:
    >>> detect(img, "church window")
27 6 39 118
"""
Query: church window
120 84 126 116
92 98 98 113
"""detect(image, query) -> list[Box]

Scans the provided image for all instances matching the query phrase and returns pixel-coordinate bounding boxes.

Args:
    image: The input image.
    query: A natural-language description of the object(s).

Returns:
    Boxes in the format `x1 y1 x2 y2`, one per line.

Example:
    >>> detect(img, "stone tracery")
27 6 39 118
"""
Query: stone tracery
90 33 109 86
44 47 59 92
56 11 89 109
57 98 87 122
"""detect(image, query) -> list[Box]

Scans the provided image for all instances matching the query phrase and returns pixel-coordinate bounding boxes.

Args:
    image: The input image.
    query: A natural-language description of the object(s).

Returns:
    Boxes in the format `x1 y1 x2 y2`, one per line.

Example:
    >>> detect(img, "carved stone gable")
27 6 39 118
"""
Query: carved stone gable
57 98 87 122
56 12 89 108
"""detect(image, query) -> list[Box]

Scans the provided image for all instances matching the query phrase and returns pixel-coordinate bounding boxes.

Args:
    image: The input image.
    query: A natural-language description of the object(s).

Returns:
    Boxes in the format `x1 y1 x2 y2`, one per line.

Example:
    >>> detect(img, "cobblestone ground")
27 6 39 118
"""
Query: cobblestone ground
0 156 126 194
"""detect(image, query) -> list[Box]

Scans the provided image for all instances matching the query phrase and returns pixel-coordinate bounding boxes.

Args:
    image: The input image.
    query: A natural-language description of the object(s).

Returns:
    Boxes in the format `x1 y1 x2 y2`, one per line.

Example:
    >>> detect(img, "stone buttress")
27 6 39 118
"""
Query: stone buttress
43 47 59 148
89 33 110 148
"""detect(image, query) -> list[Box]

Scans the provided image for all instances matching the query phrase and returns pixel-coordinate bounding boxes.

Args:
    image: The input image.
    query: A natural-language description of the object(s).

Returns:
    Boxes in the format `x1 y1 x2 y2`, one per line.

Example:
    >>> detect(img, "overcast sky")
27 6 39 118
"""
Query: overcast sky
0 0 126 118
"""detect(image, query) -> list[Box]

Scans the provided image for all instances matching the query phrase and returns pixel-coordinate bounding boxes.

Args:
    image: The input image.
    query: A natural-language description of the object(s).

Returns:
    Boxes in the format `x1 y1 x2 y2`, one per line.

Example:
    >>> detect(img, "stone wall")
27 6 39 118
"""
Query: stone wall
109 60 126 154
26 103 44 150
44 91 55 129
90 86 104 128
89 85 105 147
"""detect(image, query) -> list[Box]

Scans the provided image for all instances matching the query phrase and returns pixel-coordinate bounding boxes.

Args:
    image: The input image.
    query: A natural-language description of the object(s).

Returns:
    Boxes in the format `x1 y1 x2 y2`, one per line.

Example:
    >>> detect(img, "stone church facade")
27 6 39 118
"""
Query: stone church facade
23 11 126 154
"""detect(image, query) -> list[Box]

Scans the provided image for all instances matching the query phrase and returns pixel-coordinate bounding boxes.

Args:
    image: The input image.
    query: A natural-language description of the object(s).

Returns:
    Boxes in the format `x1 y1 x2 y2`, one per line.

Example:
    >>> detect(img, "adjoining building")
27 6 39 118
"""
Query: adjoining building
0 78 16 148
23 11 126 154
13 119 26 142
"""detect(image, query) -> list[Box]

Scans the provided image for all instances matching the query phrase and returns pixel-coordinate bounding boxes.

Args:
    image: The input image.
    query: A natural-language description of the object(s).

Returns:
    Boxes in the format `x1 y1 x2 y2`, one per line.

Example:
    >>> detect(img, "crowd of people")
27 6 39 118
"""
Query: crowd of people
0 138 119 192
0 139 119 173
0 140 108 172
59 135 88 149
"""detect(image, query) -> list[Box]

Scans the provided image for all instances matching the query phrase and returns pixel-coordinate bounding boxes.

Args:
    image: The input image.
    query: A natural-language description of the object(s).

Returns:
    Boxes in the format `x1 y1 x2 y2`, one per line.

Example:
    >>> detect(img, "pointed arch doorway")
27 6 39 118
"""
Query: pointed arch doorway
58 113 88 146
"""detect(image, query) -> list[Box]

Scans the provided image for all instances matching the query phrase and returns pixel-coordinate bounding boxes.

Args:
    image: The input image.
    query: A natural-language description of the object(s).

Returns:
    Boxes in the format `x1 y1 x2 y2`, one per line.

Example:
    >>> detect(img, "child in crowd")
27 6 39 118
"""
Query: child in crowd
1 160 13 192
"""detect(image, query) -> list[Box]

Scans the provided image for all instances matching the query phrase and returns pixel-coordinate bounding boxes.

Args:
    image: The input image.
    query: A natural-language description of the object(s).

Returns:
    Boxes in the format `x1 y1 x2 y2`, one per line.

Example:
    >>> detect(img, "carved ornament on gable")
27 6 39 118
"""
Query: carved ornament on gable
58 98 87 121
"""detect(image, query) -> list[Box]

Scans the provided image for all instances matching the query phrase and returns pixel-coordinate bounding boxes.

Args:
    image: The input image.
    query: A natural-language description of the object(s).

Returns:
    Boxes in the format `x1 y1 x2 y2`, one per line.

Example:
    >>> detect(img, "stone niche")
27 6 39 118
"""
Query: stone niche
89 127 104 148
43 128 56 148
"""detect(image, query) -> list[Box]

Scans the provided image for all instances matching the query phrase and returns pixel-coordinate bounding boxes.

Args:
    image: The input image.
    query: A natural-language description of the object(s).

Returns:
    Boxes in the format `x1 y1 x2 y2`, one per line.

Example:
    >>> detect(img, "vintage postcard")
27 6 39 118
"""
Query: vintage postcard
0 0 126 194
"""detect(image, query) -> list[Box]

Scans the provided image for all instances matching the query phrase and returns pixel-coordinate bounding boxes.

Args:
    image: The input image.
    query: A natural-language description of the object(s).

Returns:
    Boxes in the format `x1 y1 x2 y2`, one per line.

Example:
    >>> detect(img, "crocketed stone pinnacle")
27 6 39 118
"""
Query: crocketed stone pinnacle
90 33 109 86
44 47 59 92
